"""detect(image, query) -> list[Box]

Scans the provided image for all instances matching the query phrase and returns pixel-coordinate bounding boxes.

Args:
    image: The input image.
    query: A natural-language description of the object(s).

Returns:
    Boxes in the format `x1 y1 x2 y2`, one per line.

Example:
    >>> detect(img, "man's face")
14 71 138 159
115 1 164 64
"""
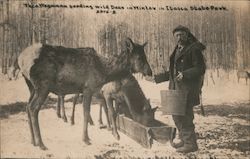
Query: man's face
174 31 188 45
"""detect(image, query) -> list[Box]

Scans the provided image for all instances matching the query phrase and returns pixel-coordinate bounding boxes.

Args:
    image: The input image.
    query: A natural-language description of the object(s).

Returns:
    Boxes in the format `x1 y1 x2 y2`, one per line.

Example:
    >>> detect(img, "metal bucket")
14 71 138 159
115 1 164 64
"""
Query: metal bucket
160 90 188 116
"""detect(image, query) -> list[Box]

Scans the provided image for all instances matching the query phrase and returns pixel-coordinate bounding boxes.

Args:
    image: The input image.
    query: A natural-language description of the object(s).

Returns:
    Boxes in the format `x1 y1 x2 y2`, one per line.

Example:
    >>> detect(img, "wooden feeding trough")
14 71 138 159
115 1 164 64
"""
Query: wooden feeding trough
116 114 176 148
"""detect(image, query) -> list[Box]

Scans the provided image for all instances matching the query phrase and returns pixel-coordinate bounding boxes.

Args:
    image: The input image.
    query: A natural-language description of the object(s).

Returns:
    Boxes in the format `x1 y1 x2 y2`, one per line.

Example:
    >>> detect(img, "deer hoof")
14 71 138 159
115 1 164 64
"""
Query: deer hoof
63 116 68 122
89 121 94 126
99 124 107 129
83 139 91 145
113 132 120 140
39 144 48 150
57 113 61 118
31 140 35 146
71 120 75 125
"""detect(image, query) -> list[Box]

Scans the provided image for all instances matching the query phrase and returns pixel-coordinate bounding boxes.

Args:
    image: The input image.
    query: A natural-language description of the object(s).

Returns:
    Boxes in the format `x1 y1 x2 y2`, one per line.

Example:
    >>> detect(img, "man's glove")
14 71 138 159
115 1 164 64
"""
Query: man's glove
145 76 155 82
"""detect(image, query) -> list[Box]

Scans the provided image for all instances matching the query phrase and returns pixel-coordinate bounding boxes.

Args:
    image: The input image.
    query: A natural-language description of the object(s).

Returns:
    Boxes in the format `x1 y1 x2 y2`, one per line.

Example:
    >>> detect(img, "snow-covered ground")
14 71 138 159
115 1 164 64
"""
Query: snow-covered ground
0 69 249 158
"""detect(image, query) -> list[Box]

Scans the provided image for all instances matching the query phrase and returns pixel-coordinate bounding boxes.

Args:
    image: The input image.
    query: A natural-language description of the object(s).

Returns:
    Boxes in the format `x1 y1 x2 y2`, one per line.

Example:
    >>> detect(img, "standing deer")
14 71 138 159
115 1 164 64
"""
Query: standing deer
63 74 158 140
18 38 152 150
237 70 250 84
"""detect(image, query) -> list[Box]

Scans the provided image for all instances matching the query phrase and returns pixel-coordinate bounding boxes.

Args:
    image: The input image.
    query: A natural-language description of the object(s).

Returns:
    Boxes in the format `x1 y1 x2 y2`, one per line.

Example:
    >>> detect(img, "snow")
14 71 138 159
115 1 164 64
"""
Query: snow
0 69 249 158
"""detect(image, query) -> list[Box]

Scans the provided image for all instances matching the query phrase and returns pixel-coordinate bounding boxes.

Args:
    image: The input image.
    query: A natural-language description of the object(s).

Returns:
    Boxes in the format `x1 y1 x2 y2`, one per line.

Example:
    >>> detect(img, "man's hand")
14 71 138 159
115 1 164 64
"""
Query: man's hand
145 76 155 82
176 71 183 81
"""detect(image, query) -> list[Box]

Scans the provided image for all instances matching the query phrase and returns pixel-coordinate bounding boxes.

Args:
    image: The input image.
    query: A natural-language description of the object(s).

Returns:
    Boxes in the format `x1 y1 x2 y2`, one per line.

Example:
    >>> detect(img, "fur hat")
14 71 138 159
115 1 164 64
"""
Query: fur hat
172 25 191 35
173 25 200 44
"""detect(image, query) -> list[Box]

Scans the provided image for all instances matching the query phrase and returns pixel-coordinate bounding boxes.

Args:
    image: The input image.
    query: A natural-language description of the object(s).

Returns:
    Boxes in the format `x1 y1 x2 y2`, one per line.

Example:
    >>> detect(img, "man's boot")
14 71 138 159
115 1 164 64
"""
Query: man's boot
176 131 198 153
176 143 198 153
171 131 184 148
172 140 184 148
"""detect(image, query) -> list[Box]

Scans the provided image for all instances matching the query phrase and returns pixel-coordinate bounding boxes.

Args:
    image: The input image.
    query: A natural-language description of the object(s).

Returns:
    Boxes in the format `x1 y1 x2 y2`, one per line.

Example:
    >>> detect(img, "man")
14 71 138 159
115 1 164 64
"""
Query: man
154 25 206 153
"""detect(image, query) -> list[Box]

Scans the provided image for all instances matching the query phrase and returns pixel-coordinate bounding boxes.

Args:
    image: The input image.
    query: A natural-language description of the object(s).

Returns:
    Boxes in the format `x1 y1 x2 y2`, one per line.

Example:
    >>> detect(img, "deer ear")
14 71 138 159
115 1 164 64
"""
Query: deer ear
125 38 134 53
142 42 148 48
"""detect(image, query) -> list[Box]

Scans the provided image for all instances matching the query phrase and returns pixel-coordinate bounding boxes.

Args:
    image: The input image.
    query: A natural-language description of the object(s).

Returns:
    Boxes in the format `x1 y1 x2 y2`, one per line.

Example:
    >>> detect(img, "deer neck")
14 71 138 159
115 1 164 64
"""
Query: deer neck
100 52 131 82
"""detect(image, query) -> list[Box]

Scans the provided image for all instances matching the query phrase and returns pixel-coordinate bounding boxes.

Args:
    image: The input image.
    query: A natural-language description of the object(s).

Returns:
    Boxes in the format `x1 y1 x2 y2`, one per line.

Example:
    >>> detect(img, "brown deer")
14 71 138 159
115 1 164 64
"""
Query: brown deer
18 38 152 150
237 70 250 84
101 74 157 140
63 74 157 140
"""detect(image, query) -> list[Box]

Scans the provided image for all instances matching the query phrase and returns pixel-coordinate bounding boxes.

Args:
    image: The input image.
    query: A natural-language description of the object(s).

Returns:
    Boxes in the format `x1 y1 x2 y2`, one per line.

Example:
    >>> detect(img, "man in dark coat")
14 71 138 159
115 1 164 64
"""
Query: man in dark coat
154 25 206 153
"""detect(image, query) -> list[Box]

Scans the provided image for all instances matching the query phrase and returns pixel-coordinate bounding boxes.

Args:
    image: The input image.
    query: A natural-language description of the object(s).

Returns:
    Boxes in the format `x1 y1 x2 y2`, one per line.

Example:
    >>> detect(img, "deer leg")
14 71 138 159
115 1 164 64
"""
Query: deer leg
71 94 79 125
26 105 35 145
102 100 112 130
88 114 94 126
60 95 67 122
27 90 35 145
14 69 20 80
24 77 35 145
82 91 92 145
106 97 120 140
98 102 104 126
29 86 49 150
56 95 61 118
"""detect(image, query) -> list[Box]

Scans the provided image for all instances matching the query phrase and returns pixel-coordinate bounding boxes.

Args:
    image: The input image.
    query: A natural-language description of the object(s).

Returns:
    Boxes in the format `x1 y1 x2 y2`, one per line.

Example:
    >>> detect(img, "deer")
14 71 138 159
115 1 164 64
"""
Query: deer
237 70 250 84
18 38 152 150
101 74 158 140
57 74 158 140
